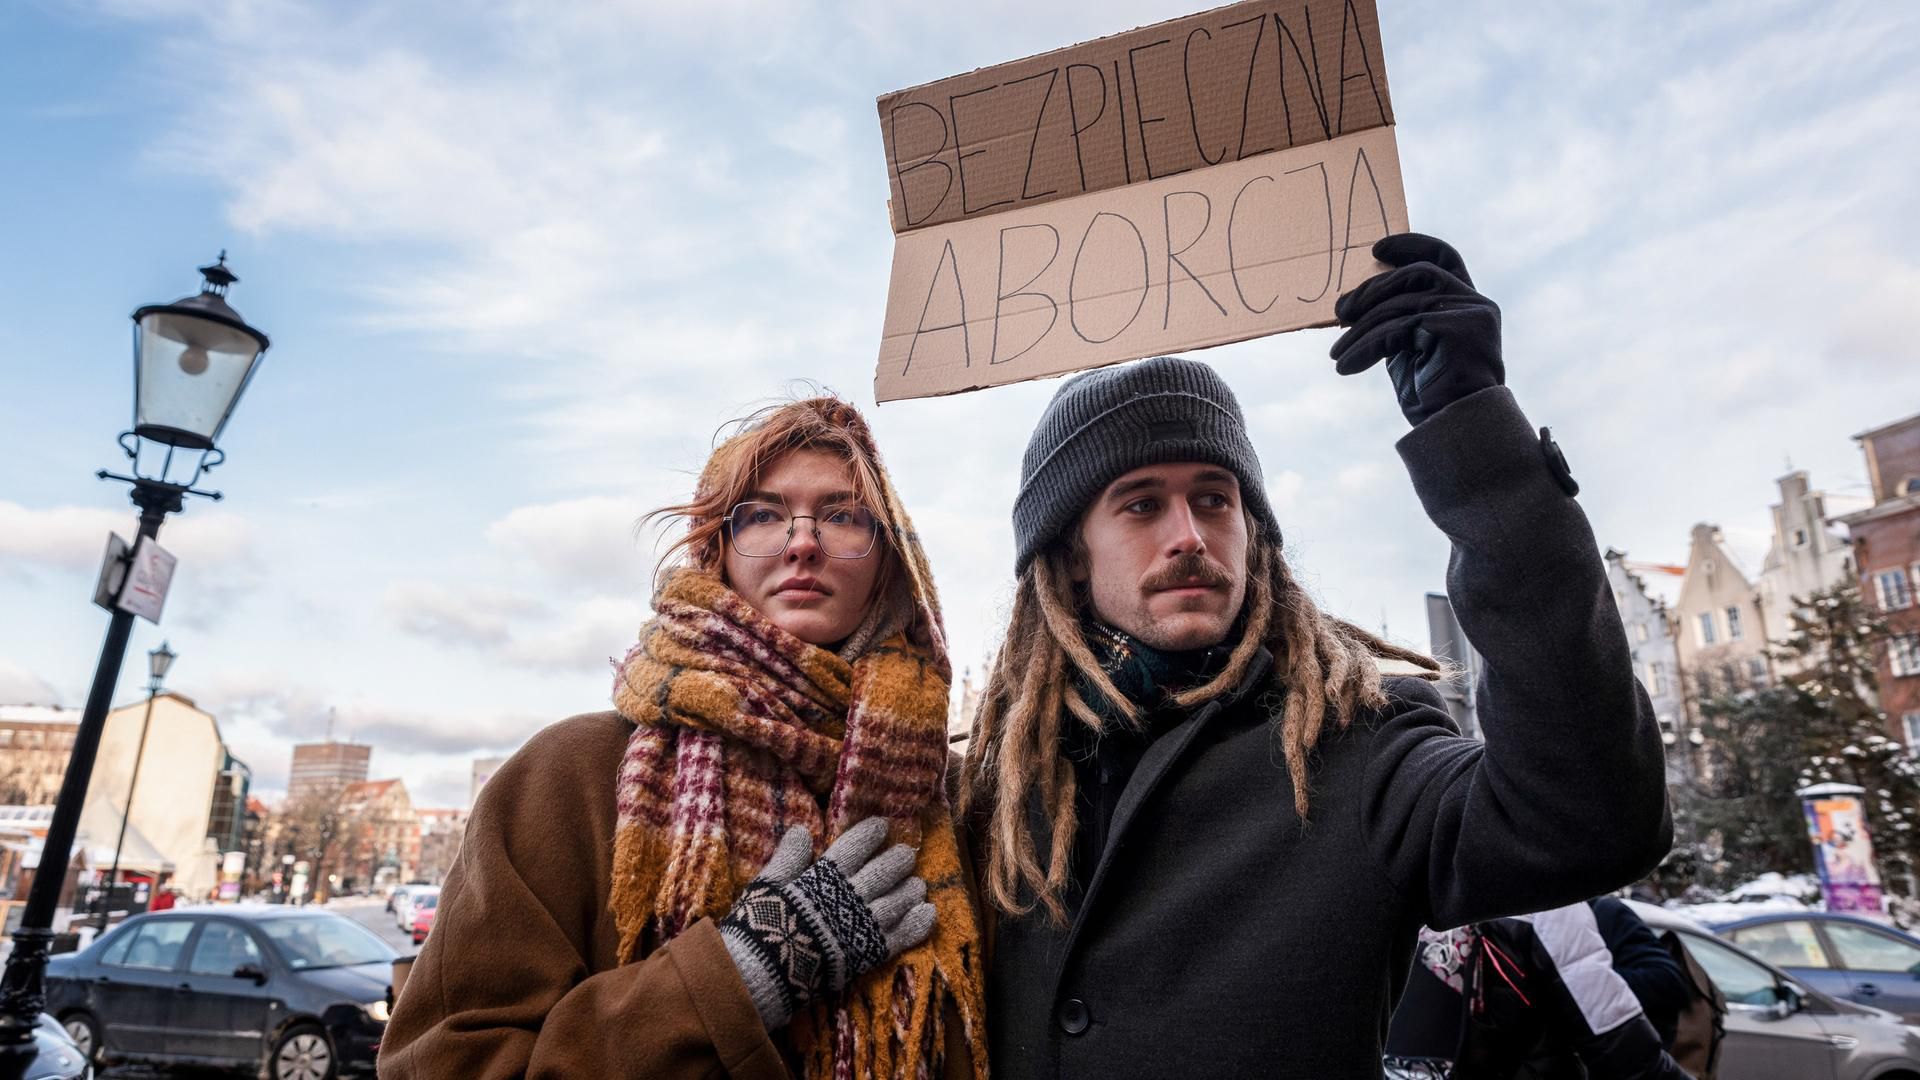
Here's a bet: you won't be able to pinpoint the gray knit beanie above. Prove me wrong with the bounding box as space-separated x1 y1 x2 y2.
1012 356 1281 574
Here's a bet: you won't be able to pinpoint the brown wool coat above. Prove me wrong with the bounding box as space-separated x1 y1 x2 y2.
377 711 982 1080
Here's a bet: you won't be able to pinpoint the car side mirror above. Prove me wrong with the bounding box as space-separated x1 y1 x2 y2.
233 963 268 984
1770 982 1801 1019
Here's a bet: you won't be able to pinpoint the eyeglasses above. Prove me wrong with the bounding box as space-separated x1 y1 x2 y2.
725 501 881 559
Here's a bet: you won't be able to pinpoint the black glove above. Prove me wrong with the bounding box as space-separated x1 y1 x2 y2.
1330 233 1504 426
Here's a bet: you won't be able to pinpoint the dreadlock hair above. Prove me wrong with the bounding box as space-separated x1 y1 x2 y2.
959 520 1439 923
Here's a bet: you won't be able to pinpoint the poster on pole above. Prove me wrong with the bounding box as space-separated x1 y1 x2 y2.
116 536 177 624
92 533 132 613
873 0 1404 402
1801 786 1888 918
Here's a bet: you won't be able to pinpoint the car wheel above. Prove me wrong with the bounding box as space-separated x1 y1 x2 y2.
269 1022 335 1080
59 1010 102 1065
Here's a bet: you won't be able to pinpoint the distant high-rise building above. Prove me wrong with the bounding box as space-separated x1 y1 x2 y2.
471 757 507 807
288 741 371 803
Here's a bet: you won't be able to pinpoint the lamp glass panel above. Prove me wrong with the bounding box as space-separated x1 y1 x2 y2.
135 311 261 443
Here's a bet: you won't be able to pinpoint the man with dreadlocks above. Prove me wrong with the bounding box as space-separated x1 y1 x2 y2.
961 233 1673 1079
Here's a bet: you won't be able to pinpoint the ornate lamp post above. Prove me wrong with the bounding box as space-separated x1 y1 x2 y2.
105 642 177 900
0 256 270 1052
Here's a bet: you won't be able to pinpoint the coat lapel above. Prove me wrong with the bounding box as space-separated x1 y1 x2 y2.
1060 650 1274 958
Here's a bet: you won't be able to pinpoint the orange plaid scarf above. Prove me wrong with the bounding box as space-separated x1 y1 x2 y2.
611 568 986 1079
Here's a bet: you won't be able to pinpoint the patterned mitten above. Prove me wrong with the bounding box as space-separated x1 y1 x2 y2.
717 816 938 1030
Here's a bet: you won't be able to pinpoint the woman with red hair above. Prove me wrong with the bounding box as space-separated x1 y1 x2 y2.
381 397 986 1080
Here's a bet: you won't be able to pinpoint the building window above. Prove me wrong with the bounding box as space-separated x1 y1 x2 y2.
1905 713 1920 753
1721 663 1740 693
1726 606 1744 640
1878 569 1915 611
1794 528 1809 547
1893 635 1920 679
1748 656 1768 689
1694 671 1714 699
1698 612 1717 645
1636 623 1650 642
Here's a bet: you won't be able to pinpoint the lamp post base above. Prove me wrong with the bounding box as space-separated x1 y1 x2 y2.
0 929 50 1046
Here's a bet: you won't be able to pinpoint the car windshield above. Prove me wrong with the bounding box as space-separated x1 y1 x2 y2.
416 893 438 910
259 915 396 970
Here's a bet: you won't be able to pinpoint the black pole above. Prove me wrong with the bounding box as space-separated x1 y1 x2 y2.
0 480 182 1046
106 686 161 897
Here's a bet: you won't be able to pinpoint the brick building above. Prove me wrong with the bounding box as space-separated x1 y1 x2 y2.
0 707 80 805
337 779 420 892
1837 411 1920 744
415 807 468 884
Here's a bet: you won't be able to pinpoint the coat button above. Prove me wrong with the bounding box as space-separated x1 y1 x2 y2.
1539 426 1580 497
1058 998 1091 1035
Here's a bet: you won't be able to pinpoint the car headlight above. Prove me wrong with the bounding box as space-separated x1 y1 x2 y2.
365 999 391 1023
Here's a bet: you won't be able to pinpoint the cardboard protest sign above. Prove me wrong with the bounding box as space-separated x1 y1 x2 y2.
873 0 1404 402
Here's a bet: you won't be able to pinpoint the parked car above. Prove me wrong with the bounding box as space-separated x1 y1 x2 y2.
1630 901 1920 1079
45 904 398 1078
383 880 431 915
0 1013 93 1078
409 892 438 945
393 885 437 931
1708 910 1920 1023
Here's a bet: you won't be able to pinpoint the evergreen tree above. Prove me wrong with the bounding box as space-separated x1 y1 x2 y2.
1685 688 1816 888
1676 581 1919 893
1777 583 1920 874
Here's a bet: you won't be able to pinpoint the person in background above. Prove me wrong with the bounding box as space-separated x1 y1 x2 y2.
1388 901 1693 1079
380 397 987 1079
1592 895 1691 1048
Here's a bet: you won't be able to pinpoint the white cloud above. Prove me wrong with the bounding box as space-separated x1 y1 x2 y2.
15 0 1917 802
0 660 60 707
384 581 545 649
483 496 653 593
0 501 259 573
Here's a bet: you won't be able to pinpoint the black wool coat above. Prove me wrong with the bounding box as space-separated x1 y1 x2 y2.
983 386 1674 1080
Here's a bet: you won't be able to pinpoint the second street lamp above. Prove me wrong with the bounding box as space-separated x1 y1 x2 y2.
0 255 272 1056
105 642 177 912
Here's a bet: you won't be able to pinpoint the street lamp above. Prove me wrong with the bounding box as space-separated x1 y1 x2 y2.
0 256 271 1051
105 642 177 908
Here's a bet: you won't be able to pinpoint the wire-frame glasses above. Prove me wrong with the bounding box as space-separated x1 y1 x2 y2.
725 501 881 559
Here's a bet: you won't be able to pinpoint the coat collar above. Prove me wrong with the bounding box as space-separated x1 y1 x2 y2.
1055 646 1274 958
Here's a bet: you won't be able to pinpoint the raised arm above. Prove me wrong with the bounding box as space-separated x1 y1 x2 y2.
1333 235 1671 928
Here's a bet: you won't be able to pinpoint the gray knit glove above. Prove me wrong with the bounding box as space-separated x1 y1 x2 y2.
717 817 938 1030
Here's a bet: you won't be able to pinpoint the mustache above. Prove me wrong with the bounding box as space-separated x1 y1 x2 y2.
1142 553 1233 592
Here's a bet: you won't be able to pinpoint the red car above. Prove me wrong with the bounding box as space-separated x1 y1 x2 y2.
410 892 438 944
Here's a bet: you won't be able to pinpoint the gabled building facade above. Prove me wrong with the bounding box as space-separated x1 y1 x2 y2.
1756 470 1857 672
1673 524 1772 718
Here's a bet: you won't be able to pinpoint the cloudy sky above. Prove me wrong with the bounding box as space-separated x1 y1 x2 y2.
2 0 1915 809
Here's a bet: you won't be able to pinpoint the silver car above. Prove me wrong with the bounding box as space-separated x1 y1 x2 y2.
1629 900 1920 1080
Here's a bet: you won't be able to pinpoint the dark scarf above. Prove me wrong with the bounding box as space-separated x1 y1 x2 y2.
1062 622 1236 898
1078 620 1235 717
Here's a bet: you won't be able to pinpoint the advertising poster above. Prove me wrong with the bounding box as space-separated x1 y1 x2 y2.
1802 790 1887 917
